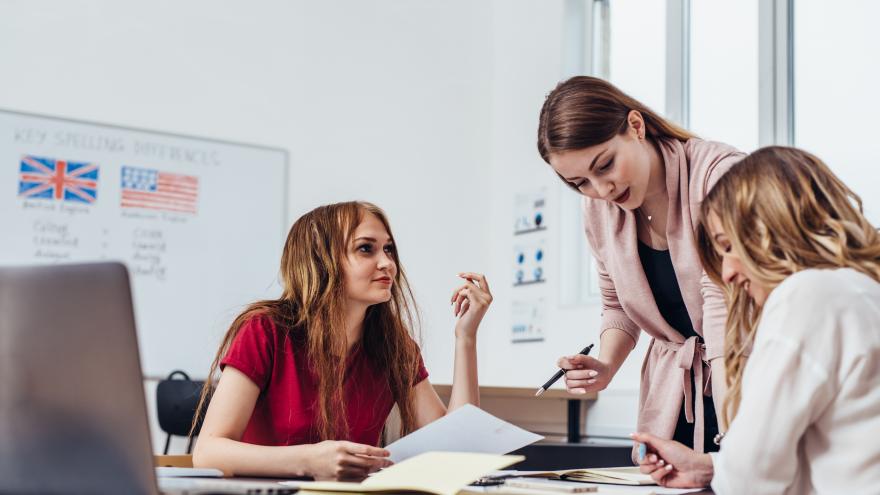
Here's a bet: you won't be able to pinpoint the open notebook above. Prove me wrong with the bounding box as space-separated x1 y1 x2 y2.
290 452 524 495
521 467 654 486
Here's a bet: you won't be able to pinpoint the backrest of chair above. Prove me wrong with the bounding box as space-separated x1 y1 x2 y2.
156 370 206 437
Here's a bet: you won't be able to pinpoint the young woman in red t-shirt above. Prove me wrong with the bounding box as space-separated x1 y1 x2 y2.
191 201 493 480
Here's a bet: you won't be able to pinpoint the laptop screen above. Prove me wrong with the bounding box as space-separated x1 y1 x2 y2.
0 263 157 495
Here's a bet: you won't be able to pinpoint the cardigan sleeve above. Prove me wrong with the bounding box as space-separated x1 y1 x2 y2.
701 272 728 360
580 195 642 343
596 255 641 344
581 213 642 343
690 140 745 360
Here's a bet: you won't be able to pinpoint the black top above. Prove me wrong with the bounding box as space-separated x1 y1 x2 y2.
638 240 720 453
637 241 697 338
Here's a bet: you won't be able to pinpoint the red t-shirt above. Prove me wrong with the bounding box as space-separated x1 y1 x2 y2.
220 315 428 447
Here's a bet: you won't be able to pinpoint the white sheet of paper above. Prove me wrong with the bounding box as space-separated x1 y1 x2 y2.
386 404 544 462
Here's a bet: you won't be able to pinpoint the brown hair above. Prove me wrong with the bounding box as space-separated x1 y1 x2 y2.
537 76 695 190
191 201 423 441
696 146 880 427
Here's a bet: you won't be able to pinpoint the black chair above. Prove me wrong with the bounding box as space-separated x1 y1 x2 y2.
156 370 207 455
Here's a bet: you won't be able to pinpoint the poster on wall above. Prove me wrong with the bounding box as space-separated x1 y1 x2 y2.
510 298 546 343
510 187 548 344
512 188 548 287
513 189 547 234
512 239 546 286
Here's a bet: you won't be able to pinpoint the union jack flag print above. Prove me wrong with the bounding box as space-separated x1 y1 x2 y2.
18 155 100 204
120 166 199 214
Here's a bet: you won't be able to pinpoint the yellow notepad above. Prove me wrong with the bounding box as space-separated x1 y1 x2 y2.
523 466 654 486
296 451 524 495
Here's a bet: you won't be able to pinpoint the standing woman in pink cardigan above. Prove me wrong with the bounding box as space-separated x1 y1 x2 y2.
537 76 743 454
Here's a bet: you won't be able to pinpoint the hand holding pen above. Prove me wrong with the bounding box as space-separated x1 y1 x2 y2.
632 432 715 488
554 345 612 395
535 344 594 396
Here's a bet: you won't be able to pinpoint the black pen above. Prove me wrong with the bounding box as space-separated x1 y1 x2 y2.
534 344 594 396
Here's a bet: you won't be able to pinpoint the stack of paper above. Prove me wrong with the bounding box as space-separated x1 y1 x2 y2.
386 404 544 463
293 452 524 495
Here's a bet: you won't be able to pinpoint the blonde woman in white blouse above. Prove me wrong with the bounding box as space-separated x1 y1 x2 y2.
631 146 880 494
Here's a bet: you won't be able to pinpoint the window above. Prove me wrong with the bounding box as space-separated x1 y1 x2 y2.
794 0 880 222
608 0 667 114
690 0 760 151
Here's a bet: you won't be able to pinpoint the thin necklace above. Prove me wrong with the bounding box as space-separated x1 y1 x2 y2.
637 207 665 239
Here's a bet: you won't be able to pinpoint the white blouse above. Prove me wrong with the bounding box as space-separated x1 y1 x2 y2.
711 268 880 495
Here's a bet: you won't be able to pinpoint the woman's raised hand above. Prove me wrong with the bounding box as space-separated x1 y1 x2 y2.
450 272 493 340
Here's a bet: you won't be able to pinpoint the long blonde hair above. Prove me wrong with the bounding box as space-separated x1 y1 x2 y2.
696 146 880 426
191 201 423 441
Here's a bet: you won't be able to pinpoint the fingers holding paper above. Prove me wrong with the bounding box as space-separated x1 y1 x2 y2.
308 440 392 481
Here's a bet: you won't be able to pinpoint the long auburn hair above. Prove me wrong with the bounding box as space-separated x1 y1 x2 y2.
191 201 423 441
537 76 695 190
696 146 880 427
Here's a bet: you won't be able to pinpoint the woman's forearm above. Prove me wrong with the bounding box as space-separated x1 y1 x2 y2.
447 336 479 411
193 435 313 478
598 327 636 377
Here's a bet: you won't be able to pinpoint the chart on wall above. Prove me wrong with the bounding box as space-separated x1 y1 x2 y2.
0 109 288 378
510 188 548 343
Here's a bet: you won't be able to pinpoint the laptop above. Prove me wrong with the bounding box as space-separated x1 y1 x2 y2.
0 262 296 494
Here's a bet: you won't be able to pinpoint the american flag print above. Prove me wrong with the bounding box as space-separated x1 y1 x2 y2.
18 155 99 204
120 166 199 214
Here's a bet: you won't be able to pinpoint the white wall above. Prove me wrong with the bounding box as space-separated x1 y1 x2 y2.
0 0 494 452
0 0 646 452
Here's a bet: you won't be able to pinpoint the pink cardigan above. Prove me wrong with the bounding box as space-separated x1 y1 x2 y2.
581 138 744 452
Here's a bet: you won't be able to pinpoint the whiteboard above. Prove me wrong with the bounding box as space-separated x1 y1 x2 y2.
0 109 287 379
